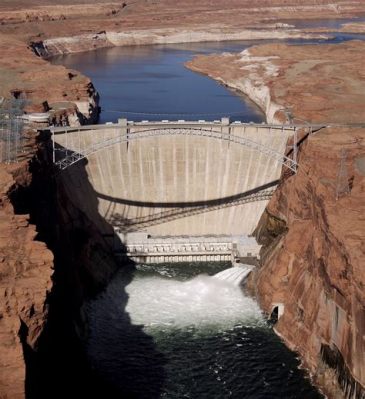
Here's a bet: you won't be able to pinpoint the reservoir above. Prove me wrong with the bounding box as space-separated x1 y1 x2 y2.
52 29 365 124
52 41 267 123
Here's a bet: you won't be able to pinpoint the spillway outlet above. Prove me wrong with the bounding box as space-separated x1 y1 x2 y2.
116 233 261 264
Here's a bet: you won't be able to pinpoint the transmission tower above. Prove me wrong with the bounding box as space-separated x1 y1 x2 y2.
335 149 350 200
0 98 26 163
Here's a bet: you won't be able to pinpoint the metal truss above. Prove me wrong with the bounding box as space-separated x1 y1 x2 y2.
53 126 298 172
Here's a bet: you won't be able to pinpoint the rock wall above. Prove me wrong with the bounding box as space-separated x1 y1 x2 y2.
0 159 53 399
253 127 365 398
188 39 365 398
0 130 122 398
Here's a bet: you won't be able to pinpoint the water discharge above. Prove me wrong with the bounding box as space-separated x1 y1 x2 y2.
126 265 261 330
85 263 323 398
213 264 253 286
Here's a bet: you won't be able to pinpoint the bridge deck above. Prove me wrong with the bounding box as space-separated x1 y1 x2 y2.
50 119 317 134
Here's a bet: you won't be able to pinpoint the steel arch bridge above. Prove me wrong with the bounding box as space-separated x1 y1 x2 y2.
51 124 299 172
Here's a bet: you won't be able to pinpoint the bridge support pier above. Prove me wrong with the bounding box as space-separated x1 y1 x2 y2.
221 117 230 136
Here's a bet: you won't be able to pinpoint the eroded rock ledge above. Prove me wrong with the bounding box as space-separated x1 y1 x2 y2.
0 159 53 399
186 41 365 124
0 35 100 126
33 28 326 57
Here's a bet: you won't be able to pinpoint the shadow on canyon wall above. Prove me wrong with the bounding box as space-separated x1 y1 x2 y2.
10 134 166 399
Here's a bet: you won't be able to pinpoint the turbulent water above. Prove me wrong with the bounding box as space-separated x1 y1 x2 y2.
85 263 323 398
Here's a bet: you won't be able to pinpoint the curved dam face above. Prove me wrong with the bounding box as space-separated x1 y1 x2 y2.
55 121 292 236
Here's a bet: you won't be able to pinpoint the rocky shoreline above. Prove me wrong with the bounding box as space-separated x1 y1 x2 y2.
186 41 365 123
36 28 327 57
186 50 285 123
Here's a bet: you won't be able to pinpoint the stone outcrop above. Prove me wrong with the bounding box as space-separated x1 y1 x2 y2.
0 156 53 399
0 129 122 398
0 35 100 126
186 51 284 123
39 29 326 56
254 127 365 398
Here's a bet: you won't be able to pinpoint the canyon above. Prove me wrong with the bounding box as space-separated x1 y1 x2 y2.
0 1 365 398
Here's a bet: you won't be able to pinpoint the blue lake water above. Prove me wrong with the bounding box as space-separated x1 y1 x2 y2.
51 26 365 124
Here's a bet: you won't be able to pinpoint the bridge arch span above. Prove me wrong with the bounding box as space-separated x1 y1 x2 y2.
53 126 297 172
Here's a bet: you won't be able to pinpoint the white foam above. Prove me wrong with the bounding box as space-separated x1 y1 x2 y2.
213 265 253 286
125 268 263 329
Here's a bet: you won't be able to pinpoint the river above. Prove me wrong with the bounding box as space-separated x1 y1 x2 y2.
85 262 323 398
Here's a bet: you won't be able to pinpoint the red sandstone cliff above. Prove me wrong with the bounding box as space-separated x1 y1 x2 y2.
0 129 121 398
254 127 365 398
0 160 53 399
0 35 100 125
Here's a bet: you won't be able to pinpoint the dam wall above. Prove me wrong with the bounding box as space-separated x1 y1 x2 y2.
54 120 293 237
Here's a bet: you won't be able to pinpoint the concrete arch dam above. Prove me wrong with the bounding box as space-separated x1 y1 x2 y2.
52 119 294 239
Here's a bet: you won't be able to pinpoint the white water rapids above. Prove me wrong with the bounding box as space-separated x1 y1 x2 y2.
85 262 323 399
125 265 263 330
